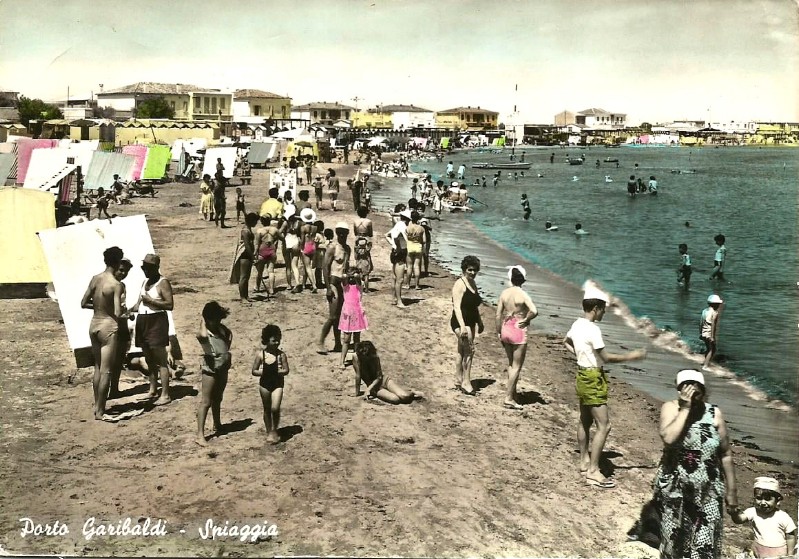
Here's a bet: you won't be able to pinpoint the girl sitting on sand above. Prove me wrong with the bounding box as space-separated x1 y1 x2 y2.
339 270 368 369
352 341 423 404
251 324 289 444
196 301 233 446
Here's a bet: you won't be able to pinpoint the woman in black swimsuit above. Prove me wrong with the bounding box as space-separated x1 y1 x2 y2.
251 324 289 444
450 255 483 396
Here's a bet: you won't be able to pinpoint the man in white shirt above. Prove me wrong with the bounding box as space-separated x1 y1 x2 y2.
563 283 646 489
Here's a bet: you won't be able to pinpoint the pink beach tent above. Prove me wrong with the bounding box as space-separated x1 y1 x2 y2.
122 144 148 181
15 138 58 185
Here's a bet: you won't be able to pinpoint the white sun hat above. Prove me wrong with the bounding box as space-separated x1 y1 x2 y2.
582 281 609 303
506 265 527 282
300 208 317 223
676 369 705 387
707 294 723 304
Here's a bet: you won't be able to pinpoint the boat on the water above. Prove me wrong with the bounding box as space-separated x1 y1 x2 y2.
567 158 584 165
604 157 619 163
442 200 473 212
471 162 531 170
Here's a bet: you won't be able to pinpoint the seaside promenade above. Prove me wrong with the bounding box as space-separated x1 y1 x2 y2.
0 158 795 557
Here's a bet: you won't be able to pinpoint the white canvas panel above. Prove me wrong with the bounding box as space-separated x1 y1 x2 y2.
37 215 156 351
202 146 236 178
23 148 76 192
83 151 137 191
171 138 208 161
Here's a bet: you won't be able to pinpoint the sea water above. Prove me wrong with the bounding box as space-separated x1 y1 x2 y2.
370 145 798 463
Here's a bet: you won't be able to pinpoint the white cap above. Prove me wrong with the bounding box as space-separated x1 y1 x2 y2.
506 265 527 282
451 181 459 187
582 281 609 303
334 221 349 231
676 369 705 387
300 208 317 223
753 477 781 496
399 209 412 220
707 294 723 304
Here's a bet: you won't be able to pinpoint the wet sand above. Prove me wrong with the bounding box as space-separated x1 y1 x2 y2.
0 158 795 557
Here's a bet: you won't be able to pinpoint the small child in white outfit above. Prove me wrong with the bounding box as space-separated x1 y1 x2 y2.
729 476 797 558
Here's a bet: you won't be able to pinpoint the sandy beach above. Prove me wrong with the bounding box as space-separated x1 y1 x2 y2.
0 159 796 557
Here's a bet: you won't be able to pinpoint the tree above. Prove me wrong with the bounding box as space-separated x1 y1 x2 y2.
135 96 175 119
639 122 653 132
92 105 117 119
16 95 63 125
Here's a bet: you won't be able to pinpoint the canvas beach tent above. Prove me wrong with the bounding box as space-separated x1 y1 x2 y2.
83 151 137 191
0 187 57 298
15 138 59 185
202 146 237 179
0 152 15 186
141 144 171 181
248 141 278 166
23 148 78 194
121 144 148 181
170 138 207 161
37 214 176 367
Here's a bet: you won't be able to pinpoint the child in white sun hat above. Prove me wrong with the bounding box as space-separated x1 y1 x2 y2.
729 476 797 558
700 294 723 371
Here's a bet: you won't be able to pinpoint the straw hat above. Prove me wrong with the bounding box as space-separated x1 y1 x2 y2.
335 221 349 232
676 369 705 387
142 254 160 267
300 208 317 223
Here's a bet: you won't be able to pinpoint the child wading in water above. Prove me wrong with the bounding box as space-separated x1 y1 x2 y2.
339 270 368 369
677 243 692 288
196 301 233 446
251 324 289 444
729 477 797 558
700 294 723 370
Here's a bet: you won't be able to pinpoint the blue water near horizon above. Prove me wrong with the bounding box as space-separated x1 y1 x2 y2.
404 145 798 406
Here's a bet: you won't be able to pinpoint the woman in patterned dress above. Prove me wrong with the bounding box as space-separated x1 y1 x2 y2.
654 369 739 559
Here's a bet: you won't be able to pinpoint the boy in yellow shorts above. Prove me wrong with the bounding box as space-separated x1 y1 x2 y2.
563 283 646 489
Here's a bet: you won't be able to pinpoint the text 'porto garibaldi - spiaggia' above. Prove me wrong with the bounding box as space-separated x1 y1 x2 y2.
18 517 279 543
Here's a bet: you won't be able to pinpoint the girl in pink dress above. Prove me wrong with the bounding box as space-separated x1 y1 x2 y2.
339 270 368 368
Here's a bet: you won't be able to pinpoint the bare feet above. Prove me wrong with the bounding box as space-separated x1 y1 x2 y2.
195 435 208 446
147 391 158 399
154 397 172 407
266 431 280 444
396 300 407 308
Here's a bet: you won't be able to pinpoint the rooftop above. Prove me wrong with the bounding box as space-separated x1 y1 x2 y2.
234 89 288 100
100 82 223 95
293 101 356 111
438 106 499 115
372 104 433 113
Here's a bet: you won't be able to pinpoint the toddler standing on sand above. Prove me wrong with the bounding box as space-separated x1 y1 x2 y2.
251 324 289 444
729 477 797 558
196 301 233 446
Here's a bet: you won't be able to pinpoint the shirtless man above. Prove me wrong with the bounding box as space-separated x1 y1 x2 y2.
132 254 174 406
317 222 351 354
254 215 282 298
80 246 125 420
495 265 539 410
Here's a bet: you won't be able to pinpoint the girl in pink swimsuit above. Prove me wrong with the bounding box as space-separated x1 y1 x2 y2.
338 270 368 368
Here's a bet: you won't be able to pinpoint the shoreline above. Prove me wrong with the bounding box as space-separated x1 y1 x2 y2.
0 159 795 557
371 171 798 464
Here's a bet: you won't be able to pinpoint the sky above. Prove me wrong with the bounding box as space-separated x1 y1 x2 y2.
1 0 797 125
